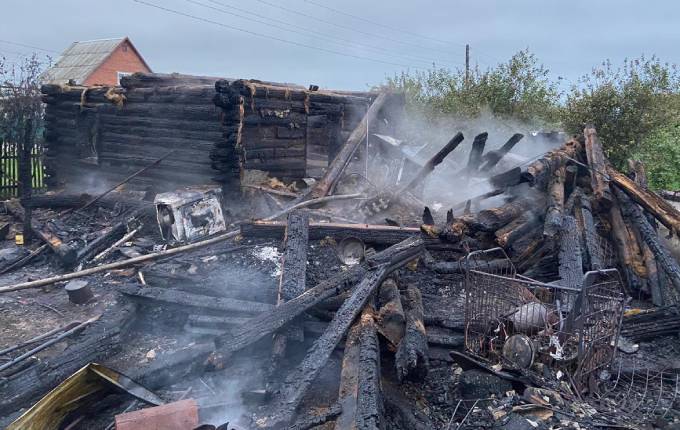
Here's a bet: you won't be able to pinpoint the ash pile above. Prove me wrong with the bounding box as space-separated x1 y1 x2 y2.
1 90 680 430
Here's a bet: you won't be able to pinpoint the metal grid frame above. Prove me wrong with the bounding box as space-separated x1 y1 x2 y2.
463 247 625 390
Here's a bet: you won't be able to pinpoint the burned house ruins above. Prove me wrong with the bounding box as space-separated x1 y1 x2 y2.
1 71 680 429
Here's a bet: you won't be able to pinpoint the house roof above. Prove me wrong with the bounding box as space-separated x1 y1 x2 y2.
41 37 149 85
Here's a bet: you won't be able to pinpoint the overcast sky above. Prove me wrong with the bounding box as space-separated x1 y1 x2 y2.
2 0 680 91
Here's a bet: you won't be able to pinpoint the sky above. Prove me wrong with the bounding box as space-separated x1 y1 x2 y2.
2 0 680 91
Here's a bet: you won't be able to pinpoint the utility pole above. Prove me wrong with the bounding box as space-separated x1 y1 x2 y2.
465 44 470 86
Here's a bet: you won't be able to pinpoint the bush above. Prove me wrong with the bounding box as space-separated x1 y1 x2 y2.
561 56 680 167
633 124 680 190
383 49 562 128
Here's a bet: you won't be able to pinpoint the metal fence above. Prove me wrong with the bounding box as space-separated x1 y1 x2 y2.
0 139 45 199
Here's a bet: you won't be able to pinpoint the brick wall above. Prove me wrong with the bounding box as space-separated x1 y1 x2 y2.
84 40 151 86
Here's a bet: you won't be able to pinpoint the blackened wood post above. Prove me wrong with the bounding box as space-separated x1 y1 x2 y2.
614 187 680 297
376 277 405 346
584 126 613 210
19 120 34 243
356 302 384 430
479 133 524 172
402 132 464 192
309 92 389 199
544 158 566 238
395 285 428 382
267 211 309 392
558 216 583 290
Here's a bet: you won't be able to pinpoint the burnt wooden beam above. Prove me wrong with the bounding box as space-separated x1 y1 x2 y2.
627 161 663 305
521 138 582 190
334 319 361 429
264 262 410 427
355 304 384 430
544 159 566 238
402 132 464 192
479 133 524 172
608 195 646 291
558 216 583 289
608 168 680 237
119 285 274 315
470 198 537 232
268 211 309 392
211 237 424 363
461 132 488 176
574 194 605 271
376 277 405 346
395 286 428 382
240 220 420 245
309 92 390 199
4 200 77 267
659 190 680 203
614 188 680 296
495 213 542 249
584 126 614 210
0 304 136 418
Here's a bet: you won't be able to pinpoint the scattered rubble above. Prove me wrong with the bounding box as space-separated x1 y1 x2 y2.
1 76 680 429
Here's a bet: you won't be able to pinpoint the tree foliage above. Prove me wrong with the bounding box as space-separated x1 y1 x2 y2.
383 49 562 127
561 56 680 167
634 124 680 190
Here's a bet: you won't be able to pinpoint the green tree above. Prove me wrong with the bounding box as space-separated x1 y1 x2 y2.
633 124 680 190
562 56 680 167
383 49 562 127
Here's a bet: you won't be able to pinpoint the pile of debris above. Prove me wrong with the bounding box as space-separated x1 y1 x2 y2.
1 88 680 430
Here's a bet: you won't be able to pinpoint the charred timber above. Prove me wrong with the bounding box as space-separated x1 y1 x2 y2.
608 168 680 237
614 188 680 295
395 286 428 382
309 92 390 199
119 285 274 316
264 266 403 427
0 304 136 418
584 126 614 210
402 132 464 192
470 198 536 232
479 133 524 172
544 160 566 238
211 237 424 361
240 220 421 245
376 277 405 345
268 211 310 391
495 213 542 249
334 319 361 429
521 138 581 190
355 304 385 430
558 216 583 289
4 200 77 267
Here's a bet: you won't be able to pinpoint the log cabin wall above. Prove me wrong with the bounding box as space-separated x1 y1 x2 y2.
42 73 403 194
41 72 227 194
212 79 397 183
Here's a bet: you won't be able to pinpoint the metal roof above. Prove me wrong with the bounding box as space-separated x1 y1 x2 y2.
41 37 126 85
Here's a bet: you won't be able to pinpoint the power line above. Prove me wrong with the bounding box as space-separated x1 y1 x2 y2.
0 39 58 54
302 0 456 47
186 0 440 68
250 0 463 62
132 0 422 69
299 0 503 66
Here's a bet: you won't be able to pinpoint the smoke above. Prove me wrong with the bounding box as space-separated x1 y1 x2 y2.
354 105 565 222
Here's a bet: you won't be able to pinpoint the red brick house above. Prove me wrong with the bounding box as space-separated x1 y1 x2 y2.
42 37 151 86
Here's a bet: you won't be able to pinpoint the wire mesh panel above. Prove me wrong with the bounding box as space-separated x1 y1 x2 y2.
463 248 625 391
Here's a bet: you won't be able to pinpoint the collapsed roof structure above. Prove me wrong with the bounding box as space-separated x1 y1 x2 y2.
1 72 680 429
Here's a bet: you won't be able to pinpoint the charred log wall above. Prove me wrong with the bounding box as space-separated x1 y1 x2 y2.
212 79 401 183
42 73 229 193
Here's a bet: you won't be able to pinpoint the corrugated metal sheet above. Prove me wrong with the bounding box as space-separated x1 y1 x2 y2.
41 38 124 85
